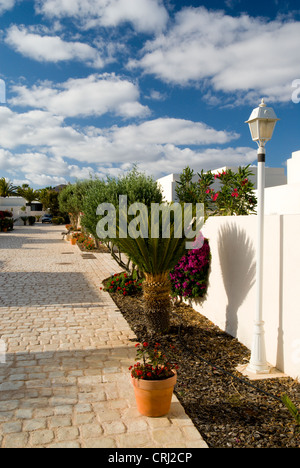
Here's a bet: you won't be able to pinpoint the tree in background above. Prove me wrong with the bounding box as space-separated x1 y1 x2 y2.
0 178 18 198
81 167 163 241
17 185 39 208
58 180 94 228
37 187 64 217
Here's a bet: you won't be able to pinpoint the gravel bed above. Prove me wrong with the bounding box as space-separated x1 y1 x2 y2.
108 288 300 448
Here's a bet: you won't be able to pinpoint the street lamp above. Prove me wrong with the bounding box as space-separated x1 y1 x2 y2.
245 98 279 374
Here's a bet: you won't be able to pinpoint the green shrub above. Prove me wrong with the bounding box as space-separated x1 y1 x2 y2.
103 272 144 296
28 216 36 226
82 237 95 250
81 167 163 241
52 217 65 225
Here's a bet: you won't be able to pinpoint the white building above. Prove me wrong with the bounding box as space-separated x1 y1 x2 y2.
0 197 45 224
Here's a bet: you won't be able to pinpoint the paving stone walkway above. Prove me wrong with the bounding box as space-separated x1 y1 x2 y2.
0 225 208 448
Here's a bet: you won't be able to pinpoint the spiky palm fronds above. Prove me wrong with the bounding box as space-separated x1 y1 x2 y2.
281 394 300 431
113 204 193 334
0 178 18 198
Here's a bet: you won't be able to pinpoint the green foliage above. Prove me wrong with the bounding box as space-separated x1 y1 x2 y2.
52 216 65 225
81 167 163 241
82 237 95 250
115 167 163 206
58 180 94 227
104 272 143 296
176 165 257 217
37 188 61 216
281 394 300 432
0 178 18 198
17 185 38 205
28 216 36 226
20 216 28 226
129 342 177 380
174 167 198 204
112 205 189 277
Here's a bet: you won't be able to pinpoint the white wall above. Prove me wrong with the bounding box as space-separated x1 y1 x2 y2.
190 215 300 380
264 184 300 215
287 150 300 184
263 151 300 215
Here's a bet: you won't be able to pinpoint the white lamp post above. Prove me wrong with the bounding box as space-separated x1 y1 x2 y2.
245 98 279 374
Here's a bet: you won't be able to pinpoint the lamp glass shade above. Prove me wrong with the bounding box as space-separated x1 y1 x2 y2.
248 120 259 142
246 99 279 145
259 119 277 141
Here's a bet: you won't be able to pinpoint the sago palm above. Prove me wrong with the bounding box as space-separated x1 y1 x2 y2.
113 204 195 334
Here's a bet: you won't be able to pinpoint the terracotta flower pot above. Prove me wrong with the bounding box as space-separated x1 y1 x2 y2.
131 372 177 417
70 238 76 245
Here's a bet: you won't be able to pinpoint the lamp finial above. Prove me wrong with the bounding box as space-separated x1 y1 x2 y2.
260 98 266 107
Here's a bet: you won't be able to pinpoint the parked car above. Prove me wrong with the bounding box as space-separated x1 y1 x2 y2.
41 214 53 224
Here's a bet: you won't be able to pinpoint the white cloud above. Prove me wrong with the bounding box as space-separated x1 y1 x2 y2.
136 146 257 179
5 25 104 67
35 0 169 34
145 89 167 101
0 147 99 186
0 104 253 185
44 117 239 165
24 173 68 187
0 0 16 14
130 7 300 103
2 105 236 160
109 118 239 147
92 146 257 180
0 149 69 186
10 73 150 118
0 107 82 149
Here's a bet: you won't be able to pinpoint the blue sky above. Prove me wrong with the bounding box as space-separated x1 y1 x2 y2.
0 0 300 188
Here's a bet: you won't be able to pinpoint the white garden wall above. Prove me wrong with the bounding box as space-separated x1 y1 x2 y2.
191 214 300 380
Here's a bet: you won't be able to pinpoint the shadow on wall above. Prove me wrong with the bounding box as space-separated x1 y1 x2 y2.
218 224 256 337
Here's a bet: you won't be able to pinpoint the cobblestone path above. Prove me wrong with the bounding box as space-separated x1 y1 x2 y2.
0 225 208 448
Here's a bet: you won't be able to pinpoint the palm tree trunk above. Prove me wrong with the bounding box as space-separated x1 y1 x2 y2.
143 272 172 334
